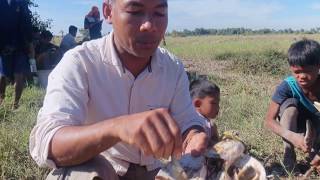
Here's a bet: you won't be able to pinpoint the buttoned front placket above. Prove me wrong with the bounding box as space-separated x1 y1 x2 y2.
124 63 158 167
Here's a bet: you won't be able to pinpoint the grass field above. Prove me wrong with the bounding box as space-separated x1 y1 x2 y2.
1 34 320 179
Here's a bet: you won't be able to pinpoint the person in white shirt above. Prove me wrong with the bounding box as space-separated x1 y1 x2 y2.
59 25 77 54
29 0 209 179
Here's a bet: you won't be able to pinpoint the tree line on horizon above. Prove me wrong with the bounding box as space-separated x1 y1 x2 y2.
168 27 320 37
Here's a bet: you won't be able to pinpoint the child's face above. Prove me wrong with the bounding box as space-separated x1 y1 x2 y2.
197 94 220 119
290 65 320 89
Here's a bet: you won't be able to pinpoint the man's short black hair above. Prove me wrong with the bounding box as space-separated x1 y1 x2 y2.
40 30 53 40
288 39 320 66
190 79 220 99
69 25 78 34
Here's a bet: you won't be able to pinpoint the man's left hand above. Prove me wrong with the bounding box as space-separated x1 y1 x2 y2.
183 131 208 157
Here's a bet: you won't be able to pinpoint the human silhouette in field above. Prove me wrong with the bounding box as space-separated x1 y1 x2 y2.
59 25 78 55
0 0 33 108
84 6 103 40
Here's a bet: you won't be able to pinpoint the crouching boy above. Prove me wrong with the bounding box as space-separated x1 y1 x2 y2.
265 39 320 171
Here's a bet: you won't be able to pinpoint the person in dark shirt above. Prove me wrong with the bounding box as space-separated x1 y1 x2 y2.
84 6 103 40
34 30 61 89
35 30 60 70
0 0 33 108
265 39 320 172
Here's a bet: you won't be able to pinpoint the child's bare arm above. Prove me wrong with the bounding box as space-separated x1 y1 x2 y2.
264 101 308 152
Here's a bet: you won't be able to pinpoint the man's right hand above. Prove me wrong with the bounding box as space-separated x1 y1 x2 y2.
115 108 182 159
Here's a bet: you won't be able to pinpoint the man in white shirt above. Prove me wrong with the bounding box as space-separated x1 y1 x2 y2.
59 25 77 54
30 0 209 179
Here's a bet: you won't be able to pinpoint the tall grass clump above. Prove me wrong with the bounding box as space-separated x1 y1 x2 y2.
0 86 49 179
230 49 289 77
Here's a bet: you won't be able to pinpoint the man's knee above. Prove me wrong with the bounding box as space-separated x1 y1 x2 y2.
46 155 119 180
279 98 299 116
279 98 299 129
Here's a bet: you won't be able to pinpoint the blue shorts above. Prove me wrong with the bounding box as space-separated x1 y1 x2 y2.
0 52 30 78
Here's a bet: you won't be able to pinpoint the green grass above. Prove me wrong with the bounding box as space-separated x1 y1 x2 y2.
2 34 320 178
0 86 49 179
164 34 320 178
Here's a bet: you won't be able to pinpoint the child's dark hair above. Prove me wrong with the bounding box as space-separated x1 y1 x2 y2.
190 79 220 99
288 39 320 66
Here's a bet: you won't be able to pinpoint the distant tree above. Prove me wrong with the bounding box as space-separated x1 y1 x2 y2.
167 27 320 37
27 0 53 32
182 29 193 36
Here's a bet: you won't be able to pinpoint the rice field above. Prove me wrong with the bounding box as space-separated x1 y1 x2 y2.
1 33 320 179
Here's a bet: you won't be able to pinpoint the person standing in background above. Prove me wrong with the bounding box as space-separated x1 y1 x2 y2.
84 6 103 40
59 25 78 55
0 0 33 109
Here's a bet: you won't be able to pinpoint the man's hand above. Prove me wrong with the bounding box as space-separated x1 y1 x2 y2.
183 130 208 157
116 108 182 159
310 154 320 173
289 132 309 153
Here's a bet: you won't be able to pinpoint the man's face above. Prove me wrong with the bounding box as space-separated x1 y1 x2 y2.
290 65 320 89
107 0 168 58
71 30 77 37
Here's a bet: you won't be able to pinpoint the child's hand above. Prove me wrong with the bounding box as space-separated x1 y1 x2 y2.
183 132 208 157
290 133 309 153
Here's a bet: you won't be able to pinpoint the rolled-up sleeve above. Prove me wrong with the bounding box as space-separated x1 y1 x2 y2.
169 62 206 134
29 51 89 168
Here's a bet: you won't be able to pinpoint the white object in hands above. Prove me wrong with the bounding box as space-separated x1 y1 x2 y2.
29 58 37 73
29 58 39 85
314 101 320 112
156 135 267 180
